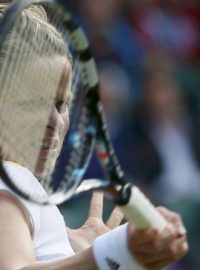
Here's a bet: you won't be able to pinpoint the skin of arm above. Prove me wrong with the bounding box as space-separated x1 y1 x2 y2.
20 249 98 270
0 193 36 270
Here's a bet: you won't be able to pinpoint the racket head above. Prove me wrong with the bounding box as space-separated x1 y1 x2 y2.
0 0 127 206
0 0 99 204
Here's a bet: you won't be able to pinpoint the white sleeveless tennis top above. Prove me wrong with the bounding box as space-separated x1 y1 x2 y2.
0 162 75 262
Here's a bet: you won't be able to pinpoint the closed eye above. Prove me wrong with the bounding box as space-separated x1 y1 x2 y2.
55 100 69 114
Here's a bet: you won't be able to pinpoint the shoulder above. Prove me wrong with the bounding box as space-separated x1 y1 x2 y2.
0 162 42 237
0 188 36 268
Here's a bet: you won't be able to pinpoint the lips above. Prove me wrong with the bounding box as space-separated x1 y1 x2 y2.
33 138 59 158
40 139 58 150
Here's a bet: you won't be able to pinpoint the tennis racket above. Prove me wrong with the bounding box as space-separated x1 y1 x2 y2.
0 0 166 239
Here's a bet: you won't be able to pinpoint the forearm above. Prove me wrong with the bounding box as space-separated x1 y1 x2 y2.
20 248 98 270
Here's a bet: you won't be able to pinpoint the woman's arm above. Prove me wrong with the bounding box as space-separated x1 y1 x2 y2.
0 192 36 270
0 191 188 270
21 249 98 270
0 192 98 270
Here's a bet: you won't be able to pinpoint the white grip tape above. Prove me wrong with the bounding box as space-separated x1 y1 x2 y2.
93 223 146 270
120 186 166 230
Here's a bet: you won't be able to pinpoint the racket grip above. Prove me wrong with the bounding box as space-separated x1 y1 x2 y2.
120 186 167 230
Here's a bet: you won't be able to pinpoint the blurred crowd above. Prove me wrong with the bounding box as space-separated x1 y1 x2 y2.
61 1 200 269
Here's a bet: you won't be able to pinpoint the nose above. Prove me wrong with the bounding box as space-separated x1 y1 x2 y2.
47 107 61 131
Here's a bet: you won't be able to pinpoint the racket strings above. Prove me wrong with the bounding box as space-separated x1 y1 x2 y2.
41 109 92 197
53 106 93 191
0 1 101 204
0 25 40 167
0 22 33 164
39 7 101 196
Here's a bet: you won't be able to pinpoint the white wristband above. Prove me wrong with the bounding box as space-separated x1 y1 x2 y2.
92 223 146 270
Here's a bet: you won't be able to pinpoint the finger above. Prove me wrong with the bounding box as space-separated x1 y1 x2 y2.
88 192 104 218
129 222 178 253
153 223 178 250
157 207 187 238
134 235 188 264
141 241 188 270
106 207 124 229
145 257 176 270
176 224 187 238
157 207 182 225
128 225 159 248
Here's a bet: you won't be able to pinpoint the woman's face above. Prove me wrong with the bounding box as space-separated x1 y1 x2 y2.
0 53 72 179
34 56 72 179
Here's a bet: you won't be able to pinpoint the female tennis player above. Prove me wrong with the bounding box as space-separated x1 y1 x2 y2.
0 3 188 270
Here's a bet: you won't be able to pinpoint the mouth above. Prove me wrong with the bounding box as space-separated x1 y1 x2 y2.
40 139 58 151
32 138 59 158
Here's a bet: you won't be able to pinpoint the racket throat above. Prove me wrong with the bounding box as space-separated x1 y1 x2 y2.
108 183 131 206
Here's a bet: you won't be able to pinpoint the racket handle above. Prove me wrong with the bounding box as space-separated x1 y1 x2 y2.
120 186 167 230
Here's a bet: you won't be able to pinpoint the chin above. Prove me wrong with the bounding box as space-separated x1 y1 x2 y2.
34 159 56 180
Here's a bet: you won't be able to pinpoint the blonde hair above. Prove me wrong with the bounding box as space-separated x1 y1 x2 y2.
0 4 72 62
